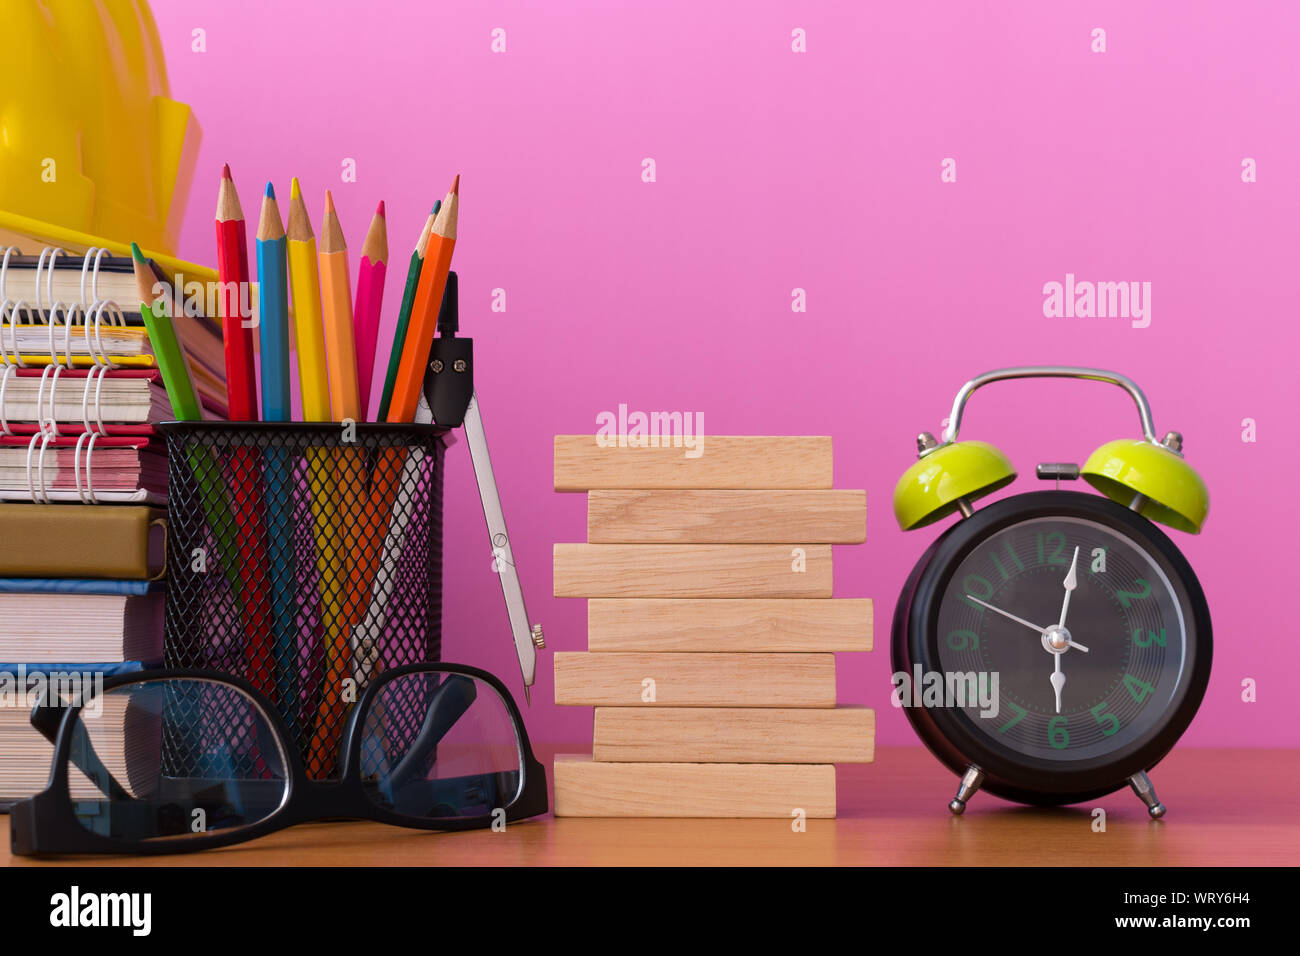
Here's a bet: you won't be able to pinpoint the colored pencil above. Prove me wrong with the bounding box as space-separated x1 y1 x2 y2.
376 201 438 422
287 176 344 756
319 190 360 421
256 184 291 422
130 244 239 594
256 183 298 717
351 202 439 689
285 177 332 422
353 277 458 672
353 200 388 421
307 190 364 773
356 179 459 664
215 165 257 421
386 175 459 424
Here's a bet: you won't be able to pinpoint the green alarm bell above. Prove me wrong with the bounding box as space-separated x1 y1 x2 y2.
890 367 1212 817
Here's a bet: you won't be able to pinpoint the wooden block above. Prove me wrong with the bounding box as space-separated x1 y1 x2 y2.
554 544 831 598
588 598 873 652
587 489 866 543
593 707 874 763
554 435 833 491
553 652 836 707
553 755 836 817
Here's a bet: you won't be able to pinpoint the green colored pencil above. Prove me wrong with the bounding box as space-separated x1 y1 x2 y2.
377 201 439 421
132 242 241 594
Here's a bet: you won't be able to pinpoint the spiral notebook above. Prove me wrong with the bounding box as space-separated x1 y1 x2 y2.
0 245 228 413
0 245 226 502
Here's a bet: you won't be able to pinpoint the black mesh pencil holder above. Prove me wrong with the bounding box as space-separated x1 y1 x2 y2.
158 421 447 779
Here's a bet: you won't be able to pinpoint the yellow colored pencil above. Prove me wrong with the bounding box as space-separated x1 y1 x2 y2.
287 179 348 774
285 178 332 422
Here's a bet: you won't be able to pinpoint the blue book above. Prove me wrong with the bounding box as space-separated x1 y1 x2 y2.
0 578 160 596
0 660 157 677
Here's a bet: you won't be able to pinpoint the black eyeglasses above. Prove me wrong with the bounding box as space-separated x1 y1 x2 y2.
9 663 548 856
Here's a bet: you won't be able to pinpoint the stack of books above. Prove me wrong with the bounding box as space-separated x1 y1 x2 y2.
0 248 225 806
551 434 874 818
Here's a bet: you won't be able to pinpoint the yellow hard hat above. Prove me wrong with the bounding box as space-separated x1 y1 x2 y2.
0 0 201 269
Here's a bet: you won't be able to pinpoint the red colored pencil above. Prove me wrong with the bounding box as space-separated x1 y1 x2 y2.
216 165 258 421
353 200 388 420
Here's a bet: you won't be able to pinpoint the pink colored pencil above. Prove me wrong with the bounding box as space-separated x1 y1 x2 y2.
353 200 389 420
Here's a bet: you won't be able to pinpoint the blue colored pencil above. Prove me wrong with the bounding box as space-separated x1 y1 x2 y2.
257 183 299 733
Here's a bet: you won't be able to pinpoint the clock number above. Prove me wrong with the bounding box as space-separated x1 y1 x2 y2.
1123 673 1155 704
1089 701 1121 736
1036 531 1068 566
1004 539 1025 570
1115 579 1151 608
962 574 994 610
1132 627 1167 647
1048 715 1069 749
997 701 1028 735
990 552 1010 581
946 629 980 651
989 540 1025 581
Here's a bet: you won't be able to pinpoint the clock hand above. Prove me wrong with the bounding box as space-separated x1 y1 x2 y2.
1058 546 1080 628
965 594 1091 652
965 595 1046 635
1050 654 1066 713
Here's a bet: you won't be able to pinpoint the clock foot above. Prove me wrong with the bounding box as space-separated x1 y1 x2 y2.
948 766 985 815
1128 770 1166 819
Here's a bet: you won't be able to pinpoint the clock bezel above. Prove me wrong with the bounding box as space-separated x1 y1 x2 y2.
892 490 1212 806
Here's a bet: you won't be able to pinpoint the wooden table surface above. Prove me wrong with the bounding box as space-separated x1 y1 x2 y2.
5 747 1296 866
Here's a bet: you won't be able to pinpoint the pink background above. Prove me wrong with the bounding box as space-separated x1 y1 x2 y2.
151 0 1299 747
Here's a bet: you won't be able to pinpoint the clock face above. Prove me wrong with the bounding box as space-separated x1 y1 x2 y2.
932 515 1193 762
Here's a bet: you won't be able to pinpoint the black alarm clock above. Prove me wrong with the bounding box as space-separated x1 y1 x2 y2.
891 367 1211 817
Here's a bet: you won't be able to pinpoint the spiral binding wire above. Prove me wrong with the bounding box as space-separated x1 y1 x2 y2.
1 247 127 503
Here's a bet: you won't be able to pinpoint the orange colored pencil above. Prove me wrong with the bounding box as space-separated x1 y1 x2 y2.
318 190 360 421
386 175 458 423
307 190 365 773
356 177 460 664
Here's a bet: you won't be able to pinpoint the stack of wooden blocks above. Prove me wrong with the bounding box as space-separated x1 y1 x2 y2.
551 435 874 818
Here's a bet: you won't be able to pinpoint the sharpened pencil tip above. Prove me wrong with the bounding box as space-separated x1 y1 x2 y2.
290 177 302 201
130 242 146 263
221 163 232 180
450 174 460 195
265 182 275 199
376 200 385 217
431 199 441 214
324 189 336 215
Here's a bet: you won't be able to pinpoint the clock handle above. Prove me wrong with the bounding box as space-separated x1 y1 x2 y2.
942 366 1159 445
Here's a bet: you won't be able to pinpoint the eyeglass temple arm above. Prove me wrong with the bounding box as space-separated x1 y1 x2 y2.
385 674 478 790
30 693 131 802
941 366 1159 444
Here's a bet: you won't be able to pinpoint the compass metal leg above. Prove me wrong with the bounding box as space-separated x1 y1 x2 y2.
1128 770 1166 819
949 766 985 815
